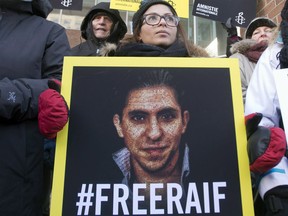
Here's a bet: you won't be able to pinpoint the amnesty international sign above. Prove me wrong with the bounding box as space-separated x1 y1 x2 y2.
192 0 256 27
51 57 254 215
110 0 189 18
50 0 83 10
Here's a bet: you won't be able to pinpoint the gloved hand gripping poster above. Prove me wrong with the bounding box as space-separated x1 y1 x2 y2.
50 57 254 215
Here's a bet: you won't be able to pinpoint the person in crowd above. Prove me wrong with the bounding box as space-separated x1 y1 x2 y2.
0 0 70 215
229 17 277 105
112 0 209 57
71 2 127 56
244 1 288 215
222 17 242 57
112 69 190 211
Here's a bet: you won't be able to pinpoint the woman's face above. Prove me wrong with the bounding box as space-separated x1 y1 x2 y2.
251 26 274 43
138 4 178 48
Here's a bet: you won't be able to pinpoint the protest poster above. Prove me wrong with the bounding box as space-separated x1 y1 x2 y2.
50 0 83 10
50 57 254 216
192 0 256 27
110 0 189 18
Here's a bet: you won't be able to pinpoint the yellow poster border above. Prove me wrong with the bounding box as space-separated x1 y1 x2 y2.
50 57 253 216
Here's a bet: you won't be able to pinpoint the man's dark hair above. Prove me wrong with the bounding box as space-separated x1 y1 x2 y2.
112 69 187 117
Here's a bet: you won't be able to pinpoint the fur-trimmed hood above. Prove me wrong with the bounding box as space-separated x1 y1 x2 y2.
189 43 210 57
230 39 258 55
99 43 118 56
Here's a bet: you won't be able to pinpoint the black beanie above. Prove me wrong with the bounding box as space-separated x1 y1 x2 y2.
245 17 276 39
132 0 177 32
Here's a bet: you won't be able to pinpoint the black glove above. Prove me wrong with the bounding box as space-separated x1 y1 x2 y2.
222 17 238 37
245 113 287 174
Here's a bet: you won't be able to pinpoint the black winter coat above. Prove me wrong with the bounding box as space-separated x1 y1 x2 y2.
71 39 105 56
0 1 70 215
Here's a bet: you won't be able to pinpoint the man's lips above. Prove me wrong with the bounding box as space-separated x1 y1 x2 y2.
96 28 106 31
143 146 167 154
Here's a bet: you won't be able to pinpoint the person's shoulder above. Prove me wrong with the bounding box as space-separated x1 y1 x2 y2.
229 52 246 60
230 39 256 55
30 15 66 34
71 41 93 56
44 18 66 30
188 43 210 57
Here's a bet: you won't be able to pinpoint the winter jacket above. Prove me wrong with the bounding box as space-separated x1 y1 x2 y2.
71 2 127 56
0 1 70 215
245 40 288 199
230 39 268 105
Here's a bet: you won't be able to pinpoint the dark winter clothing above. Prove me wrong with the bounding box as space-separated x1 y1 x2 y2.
71 2 127 56
0 1 70 215
114 37 209 57
115 41 189 56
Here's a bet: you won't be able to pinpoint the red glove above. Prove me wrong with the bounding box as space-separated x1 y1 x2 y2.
245 113 287 174
38 80 69 139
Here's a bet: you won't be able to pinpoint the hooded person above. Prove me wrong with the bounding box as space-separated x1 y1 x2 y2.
0 0 70 215
114 0 209 57
229 17 277 105
71 2 127 56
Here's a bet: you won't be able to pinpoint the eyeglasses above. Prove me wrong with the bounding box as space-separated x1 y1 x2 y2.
142 14 180 27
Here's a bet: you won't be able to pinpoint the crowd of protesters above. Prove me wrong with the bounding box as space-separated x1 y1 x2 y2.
1 0 288 215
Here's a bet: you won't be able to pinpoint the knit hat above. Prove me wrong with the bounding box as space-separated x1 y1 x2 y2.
81 2 127 41
132 0 177 32
245 17 277 39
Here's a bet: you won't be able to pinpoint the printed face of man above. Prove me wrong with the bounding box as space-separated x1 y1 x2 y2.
92 13 113 39
113 85 189 175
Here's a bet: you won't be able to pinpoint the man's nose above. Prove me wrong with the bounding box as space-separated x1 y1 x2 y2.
98 16 105 23
147 117 162 140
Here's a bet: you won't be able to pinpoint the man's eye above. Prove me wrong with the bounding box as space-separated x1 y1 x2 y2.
131 115 146 121
104 17 112 22
160 113 176 121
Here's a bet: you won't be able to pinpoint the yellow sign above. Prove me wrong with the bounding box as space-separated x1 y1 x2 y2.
50 57 254 215
110 0 189 18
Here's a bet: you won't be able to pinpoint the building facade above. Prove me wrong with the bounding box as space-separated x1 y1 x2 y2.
47 0 286 56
